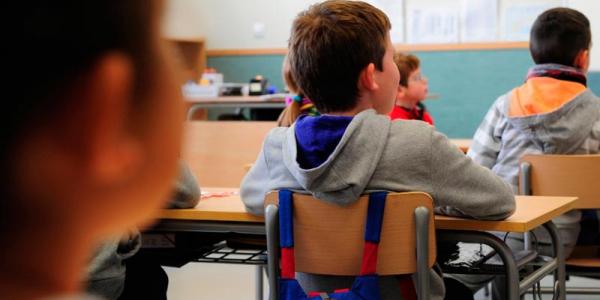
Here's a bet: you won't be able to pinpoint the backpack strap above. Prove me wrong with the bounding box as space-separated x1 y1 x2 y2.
278 189 296 279
360 192 417 299
360 192 387 275
278 191 392 278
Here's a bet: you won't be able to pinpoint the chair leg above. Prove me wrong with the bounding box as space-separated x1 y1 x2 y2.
415 206 431 300
255 265 264 300
265 205 280 300
542 222 566 300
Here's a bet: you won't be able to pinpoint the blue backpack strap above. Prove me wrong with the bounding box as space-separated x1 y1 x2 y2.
365 192 387 243
279 189 294 248
360 191 387 275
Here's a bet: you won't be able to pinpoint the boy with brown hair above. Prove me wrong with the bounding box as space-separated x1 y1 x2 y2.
389 53 434 125
241 1 514 299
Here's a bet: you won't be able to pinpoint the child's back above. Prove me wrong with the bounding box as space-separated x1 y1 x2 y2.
243 110 514 300
241 1 515 299
468 7 600 257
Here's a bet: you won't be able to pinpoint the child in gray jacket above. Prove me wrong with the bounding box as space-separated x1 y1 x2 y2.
461 7 599 299
241 1 515 299
86 161 200 299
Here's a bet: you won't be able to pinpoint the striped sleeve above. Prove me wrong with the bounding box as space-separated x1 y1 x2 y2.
467 96 507 169
581 118 600 153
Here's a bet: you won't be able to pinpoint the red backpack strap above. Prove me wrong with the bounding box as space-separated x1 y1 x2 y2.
398 275 417 300
279 190 295 279
359 192 387 275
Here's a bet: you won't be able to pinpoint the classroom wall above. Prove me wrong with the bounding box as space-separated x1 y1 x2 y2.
165 0 600 138
206 52 599 138
165 0 600 70
568 0 600 72
163 0 313 49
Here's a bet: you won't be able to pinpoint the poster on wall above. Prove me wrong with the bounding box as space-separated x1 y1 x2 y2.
501 1 560 41
367 0 404 43
406 3 460 44
461 0 498 42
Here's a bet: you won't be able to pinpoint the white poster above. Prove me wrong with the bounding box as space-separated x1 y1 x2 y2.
407 4 459 44
367 0 405 43
501 2 556 41
461 0 498 42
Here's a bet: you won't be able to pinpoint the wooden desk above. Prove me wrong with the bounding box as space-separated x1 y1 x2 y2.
157 189 574 300
436 196 576 232
160 188 261 222
160 189 576 233
185 94 287 120
182 122 275 187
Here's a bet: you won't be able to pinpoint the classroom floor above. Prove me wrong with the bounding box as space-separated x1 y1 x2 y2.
165 263 599 299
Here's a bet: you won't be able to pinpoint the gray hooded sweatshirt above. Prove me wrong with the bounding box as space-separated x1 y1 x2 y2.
86 161 201 299
241 109 515 300
468 86 600 255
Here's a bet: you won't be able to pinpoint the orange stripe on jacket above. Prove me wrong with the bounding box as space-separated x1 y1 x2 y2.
509 77 587 117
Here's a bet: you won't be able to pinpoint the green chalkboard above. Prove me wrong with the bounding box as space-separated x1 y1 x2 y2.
207 50 599 138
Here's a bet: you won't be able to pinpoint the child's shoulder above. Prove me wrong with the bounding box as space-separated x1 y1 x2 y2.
388 118 435 144
389 117 433 131
262 126 292 150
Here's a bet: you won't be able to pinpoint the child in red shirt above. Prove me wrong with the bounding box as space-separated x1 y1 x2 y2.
389 53 434 125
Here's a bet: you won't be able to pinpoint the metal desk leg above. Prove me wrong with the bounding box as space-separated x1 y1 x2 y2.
415 207 431 300
255 265 264 300
265 205 280 300
438 230 520 300
543 221 565 300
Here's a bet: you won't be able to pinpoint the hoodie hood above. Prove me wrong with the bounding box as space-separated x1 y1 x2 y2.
281 109 391 204
504 79 600 153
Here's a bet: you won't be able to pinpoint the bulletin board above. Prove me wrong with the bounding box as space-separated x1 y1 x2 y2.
368 0 566 44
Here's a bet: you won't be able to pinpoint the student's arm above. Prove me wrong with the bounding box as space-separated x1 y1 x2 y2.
169 161 201 209
240 145 272 216
466 99 505 169
429 130 515 220
583 117 600 153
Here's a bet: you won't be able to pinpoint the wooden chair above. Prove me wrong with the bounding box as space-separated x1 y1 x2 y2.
264 191 436 300
519 154 600 294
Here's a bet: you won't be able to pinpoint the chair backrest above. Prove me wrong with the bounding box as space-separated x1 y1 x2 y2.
519 154 600 209
182 121 275 187
264 191 436 276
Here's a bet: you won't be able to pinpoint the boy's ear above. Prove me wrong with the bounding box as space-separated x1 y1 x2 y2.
61 53 143 186
359 63 378 92
574 50 590 72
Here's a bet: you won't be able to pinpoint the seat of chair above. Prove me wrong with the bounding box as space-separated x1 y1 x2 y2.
566 246 600 268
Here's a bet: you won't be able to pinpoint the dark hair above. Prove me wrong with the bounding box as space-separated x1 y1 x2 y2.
288 0 391 113
394 53 420 87
530 7 591 67
3 0 158 230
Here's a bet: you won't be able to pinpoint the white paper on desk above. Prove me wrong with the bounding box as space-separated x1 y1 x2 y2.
501 1 561 41
461 0 498 42
200 190 239 200
406 3 459 44
367 0 404 43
